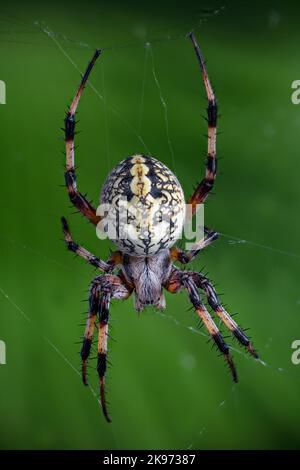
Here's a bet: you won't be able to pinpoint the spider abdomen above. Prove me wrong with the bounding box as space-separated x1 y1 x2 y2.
100 154 185 256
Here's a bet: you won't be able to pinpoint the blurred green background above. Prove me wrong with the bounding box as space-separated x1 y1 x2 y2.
1 0 300 450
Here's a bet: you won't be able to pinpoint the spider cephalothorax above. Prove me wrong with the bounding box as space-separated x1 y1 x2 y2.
61 34 259 423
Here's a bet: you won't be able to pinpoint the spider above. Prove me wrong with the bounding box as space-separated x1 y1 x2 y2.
61 33 259 423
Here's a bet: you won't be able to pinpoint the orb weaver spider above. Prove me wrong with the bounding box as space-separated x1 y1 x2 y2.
61 33 259 422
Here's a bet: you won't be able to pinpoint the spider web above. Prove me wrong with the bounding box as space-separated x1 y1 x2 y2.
0 6 299 450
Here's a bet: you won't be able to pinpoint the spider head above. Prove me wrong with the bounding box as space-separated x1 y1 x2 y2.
99 154 186 256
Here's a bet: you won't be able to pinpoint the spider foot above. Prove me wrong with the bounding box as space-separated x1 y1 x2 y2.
82 360 88 386
211 330 238 383
231 326 259 360
100 377 112 423
225 352 238 383
81 337 93 386
247 341 259 359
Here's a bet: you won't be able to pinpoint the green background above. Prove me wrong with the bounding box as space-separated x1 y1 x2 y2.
0 0 300 450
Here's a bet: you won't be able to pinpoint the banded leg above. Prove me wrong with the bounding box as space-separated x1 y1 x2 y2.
97 292 111 422
164 269 237 382
187 33 217 216
81 282 99 386
64 49 102 225
81 274 132 422
61 217 117 272
183 277 237 382
170 227 218 264
192 273 259 359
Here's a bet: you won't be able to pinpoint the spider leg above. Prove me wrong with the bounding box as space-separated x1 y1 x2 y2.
64 49 102 225
81 284 98 386
97 291 111 422
184 277 237 382
81 274 132 423
61 217 120 272
170 227 218 264
164 269 237 382
192 272 259 359
187 33 217 216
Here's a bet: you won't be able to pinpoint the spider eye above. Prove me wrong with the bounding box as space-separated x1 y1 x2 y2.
100 154 185 256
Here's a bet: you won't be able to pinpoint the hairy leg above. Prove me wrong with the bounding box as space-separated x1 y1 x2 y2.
64 50 102 225
192 272 258 358
164 268 237 382
81 274 132 422
187 33 218 216
170 227 218 264
61 217 122 272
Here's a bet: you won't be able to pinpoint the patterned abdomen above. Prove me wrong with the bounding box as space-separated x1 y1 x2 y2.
100 155 185 256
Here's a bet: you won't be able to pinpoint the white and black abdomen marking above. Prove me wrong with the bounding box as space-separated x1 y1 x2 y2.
100 155 185 256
